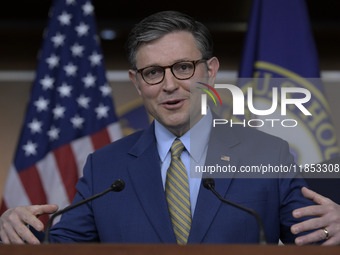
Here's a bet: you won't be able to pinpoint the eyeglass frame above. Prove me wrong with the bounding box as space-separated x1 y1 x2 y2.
134 58 207 85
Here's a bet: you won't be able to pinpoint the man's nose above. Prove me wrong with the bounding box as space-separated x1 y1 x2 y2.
162 68 179 92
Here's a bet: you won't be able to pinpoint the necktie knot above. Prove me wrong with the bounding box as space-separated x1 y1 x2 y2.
171 138 184 158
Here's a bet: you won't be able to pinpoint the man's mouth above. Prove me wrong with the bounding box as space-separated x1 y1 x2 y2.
161 98 186 109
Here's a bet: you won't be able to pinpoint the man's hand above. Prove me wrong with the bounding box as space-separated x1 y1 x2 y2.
291 187 340 245
0 204 58 244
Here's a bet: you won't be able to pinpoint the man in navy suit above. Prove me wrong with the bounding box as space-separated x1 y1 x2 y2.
1 10 340 245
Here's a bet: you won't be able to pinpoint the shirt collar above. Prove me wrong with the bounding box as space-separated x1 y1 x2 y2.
154 108 212 163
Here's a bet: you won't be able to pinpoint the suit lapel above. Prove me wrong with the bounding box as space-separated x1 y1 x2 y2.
188 124 241 243
127 124 176 243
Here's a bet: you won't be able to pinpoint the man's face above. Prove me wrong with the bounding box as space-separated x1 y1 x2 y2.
129 31 219 136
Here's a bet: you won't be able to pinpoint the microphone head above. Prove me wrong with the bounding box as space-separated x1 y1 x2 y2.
111 179 125 192
202 178 215 190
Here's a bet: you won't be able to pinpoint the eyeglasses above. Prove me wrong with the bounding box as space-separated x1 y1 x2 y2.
135 59 206 85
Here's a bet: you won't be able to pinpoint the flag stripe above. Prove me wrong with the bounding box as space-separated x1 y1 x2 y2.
91 127 111 150
0 201 7 214
107 122 123 142
3 166 31 207
53 144 79 202
71 136 94 178
19 165 47 205
36 152 69 207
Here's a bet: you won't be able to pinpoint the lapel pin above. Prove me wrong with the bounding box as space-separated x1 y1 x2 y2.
221 155 230 162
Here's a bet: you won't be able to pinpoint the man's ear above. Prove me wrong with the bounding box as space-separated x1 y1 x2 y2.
206 57 220 81
129 69 142 96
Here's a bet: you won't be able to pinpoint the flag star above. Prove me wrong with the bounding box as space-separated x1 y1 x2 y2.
40 75 54 90
51 33 65 47
70 114 85 129
88 52 102 66
82 2 94 15
99 83 112 97
22 140 38 156
53 105 66 119
57 83 73 97
94 35 100 44
34 97 49 112
77 94 91 108
82 73 96 88
46 54 59 69
95 103 109 119
64 62 77 76
47 126 60 141
58 11 72 26
28 119 43 134
70 43 84 57
66 0 76 5
75 22 89 37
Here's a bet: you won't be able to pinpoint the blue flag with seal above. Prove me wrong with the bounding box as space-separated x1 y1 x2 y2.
238 0 340 166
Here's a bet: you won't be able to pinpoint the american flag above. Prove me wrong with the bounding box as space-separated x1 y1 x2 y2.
0 0 122 225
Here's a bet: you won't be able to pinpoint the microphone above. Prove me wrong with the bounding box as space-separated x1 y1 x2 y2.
202 178 267 244
43 179 125 244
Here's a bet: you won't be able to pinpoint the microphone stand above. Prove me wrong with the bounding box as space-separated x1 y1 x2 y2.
43 179 125 244
203 178 267 244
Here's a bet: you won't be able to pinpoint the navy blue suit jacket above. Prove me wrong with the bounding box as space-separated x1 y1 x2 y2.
46 122 313 244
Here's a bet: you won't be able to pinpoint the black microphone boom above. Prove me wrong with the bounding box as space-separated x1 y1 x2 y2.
43 179 125 244
202 178 267 245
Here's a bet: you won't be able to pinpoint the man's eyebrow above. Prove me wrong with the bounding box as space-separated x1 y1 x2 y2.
140 59 194 69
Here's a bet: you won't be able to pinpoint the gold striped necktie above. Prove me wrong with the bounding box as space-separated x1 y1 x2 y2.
165 138 192 244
